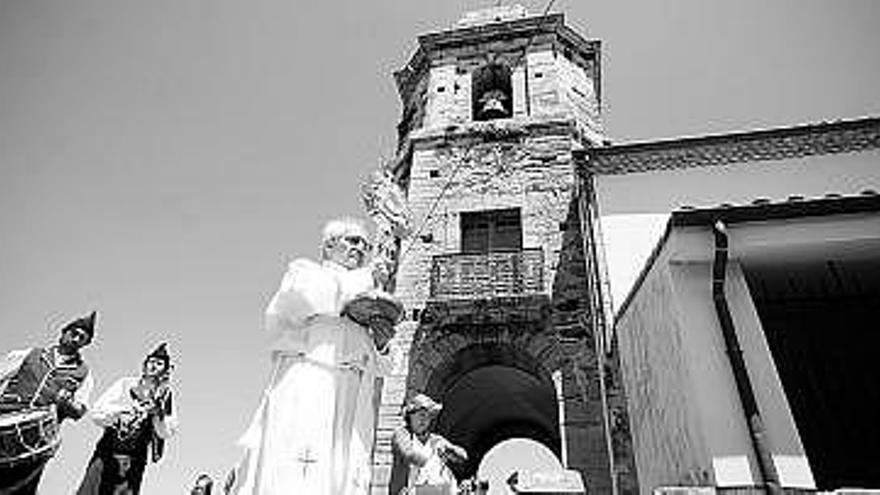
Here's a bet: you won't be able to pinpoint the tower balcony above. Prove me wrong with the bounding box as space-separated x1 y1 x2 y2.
429 248 545 300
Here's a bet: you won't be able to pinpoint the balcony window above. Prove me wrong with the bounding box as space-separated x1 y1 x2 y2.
461 208 522 253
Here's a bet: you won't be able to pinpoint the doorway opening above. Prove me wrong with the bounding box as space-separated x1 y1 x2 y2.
745 249 880 490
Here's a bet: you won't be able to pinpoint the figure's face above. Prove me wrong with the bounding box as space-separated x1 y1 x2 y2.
326 227 370 270
59 327 90 353
410 409 434 435
143 357 168 378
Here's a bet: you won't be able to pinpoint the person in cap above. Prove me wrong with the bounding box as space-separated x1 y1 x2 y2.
76 342 178 495
389 394 468 495
0 311 97 494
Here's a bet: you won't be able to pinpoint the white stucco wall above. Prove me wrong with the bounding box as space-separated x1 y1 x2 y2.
595 148 880 310
617 227 814 493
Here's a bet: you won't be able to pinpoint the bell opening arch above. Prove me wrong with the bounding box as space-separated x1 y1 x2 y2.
471 63 513 121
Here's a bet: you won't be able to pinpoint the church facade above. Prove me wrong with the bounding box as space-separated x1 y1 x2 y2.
374 5 880 495
581 118 880 493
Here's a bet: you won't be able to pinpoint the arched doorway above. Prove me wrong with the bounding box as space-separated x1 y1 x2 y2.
423 343 561 480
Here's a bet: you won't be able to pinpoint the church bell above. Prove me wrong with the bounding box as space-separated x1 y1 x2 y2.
479 89 509 119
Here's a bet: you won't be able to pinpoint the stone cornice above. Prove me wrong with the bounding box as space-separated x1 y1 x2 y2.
419 13 565 53
577 116 880 176
390 117 592 177
409 116 576 144
394 13 600 103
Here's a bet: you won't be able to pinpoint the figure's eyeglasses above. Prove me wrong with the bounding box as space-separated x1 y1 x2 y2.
343 235 371 250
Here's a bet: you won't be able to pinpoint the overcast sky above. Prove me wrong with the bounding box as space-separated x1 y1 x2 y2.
1 0 879 493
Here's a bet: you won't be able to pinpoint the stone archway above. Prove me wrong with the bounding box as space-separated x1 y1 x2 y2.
403 295 565 480
388 292 626 493
425 347 561 479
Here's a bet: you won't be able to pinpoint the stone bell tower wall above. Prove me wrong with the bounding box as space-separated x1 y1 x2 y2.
373 8 637 494
394 125 582 311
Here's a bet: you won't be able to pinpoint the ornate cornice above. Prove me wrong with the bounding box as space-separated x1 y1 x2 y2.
577 116 880 176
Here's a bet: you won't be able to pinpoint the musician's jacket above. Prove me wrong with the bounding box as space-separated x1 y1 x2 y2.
0 346 93 420
90 376 178 462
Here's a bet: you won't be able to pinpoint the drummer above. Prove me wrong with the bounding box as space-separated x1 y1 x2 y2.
0 310 97 494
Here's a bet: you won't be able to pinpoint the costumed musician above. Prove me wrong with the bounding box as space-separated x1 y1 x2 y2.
76 342 178 495
0 311 97 494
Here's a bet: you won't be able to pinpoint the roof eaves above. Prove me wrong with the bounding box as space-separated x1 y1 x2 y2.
671 192 880 227
583 116 880 175
613 192 880 323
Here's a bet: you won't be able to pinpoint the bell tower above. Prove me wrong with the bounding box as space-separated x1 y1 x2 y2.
373 5 637 494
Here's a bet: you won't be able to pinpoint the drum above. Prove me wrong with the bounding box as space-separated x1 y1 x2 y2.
0 406 60 467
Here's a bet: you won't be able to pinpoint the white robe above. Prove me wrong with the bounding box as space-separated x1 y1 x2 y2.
235 259 387 495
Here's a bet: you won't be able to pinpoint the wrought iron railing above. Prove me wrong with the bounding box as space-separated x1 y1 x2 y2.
430 248 544 299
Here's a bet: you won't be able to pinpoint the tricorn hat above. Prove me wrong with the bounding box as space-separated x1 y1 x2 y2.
61 310 97 342
146 342 171 366
403 393 442 416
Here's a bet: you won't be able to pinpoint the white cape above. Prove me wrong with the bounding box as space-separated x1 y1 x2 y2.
233 259 387 495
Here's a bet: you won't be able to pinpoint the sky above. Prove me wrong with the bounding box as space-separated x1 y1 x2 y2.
1 0 879 493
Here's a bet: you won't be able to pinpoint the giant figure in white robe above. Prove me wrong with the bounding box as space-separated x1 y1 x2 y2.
233 218 400 495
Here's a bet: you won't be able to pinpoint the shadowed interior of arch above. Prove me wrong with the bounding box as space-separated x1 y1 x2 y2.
426 355 561 480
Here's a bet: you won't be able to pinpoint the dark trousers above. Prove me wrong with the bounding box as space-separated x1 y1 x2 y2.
0 459 48 495
77 453 147 495
76 428 148 495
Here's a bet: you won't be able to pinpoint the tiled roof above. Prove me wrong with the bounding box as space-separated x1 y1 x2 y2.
671 190 880 226
579 116 880 175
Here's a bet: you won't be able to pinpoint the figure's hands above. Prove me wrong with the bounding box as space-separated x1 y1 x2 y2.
70 402 87 420
154 400 168 417
143 399 163 418
55 389 87 420
56 388 72 403
437 439 468 464
134 397 165 419
371 255 392 289
117 410 135 426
